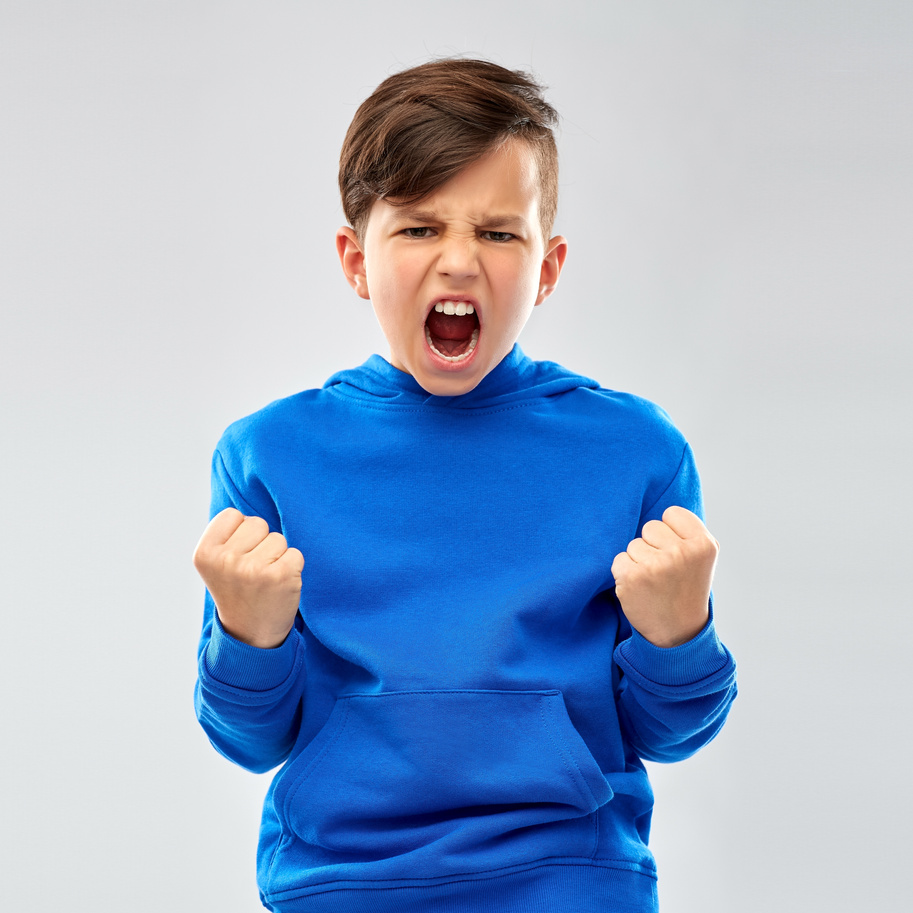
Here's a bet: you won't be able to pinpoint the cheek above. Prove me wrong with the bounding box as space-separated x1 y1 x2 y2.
373 255 425 301
492 256 540 309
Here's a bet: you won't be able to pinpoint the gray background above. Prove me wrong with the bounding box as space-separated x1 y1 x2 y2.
2 1 910 910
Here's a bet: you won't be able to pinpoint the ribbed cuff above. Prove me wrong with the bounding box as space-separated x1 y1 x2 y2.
615 604 731 688
205 613 300 693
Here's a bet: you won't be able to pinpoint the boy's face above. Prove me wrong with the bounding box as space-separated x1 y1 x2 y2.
337 140 567 396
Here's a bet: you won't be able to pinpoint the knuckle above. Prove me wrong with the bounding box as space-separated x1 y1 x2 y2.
193 539 220 571
262 563 285 584
642 519 662 538
288 576 304 594
246 516 269 536
236 555 266 582
243 546 269 572
664 505 700 531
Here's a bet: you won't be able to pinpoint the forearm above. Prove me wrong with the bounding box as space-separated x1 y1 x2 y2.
193 445 309 771
195 606 307 773
614 606 737 763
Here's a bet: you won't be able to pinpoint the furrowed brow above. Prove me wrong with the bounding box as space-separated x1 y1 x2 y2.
393 209 439 224
391 208 529 232
479 215 527 231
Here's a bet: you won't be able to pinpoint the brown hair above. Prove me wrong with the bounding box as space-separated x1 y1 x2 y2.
339 58 559 243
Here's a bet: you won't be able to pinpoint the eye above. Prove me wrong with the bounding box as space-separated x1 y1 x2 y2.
482 230 515 243
402 226 434 238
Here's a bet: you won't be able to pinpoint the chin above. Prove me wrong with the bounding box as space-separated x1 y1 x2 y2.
416 371 485 397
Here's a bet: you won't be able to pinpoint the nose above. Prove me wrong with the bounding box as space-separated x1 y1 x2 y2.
435 235 480 280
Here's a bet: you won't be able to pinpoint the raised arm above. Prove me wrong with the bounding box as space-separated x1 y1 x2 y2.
611 445 737 762
193 450 308 773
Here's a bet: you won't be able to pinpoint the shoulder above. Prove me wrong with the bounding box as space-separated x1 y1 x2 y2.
208 388 329 522
577 386 702 519
214 388 328 475
566 382 688 450
219 388 321 444
523 353 690 464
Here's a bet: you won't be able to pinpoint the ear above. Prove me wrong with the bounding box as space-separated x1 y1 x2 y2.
535 235 568 306
336 226 371 300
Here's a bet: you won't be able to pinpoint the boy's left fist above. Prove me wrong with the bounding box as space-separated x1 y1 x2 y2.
611 506 719 648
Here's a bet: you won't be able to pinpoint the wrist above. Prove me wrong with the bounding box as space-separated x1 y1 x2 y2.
629 605 710 649
215 607 293 650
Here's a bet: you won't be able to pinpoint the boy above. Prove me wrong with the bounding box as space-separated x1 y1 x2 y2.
193 58 736 913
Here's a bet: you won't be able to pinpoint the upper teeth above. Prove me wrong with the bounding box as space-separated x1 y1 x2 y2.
435 301 475 316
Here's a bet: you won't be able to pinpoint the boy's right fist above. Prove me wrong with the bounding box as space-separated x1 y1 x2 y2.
192 507 304 649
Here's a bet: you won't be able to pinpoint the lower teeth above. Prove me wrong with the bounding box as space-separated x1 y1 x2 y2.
425 328 479 362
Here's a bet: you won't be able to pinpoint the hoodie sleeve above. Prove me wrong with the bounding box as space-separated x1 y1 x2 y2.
613 442 737 763
193 447 307 774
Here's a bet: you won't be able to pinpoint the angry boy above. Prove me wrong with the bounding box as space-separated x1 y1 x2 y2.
193 57 737 913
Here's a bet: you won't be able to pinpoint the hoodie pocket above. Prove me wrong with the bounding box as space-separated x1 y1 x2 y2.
276 689 613 867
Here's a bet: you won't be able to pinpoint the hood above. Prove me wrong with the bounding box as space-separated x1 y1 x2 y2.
323 345 599 410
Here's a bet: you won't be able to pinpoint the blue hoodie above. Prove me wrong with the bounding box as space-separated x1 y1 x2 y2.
195 346 736 913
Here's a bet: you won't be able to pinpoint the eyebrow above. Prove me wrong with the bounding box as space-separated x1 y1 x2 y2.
393 208 528 230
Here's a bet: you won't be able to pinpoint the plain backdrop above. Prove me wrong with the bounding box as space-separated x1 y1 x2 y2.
2 2 910 911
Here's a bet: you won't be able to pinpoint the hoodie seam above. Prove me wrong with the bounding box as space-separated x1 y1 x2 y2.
265 856 657 900
640 443 689 518
324 386 557 417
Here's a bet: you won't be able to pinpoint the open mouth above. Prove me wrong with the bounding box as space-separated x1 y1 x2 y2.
424 300 481 362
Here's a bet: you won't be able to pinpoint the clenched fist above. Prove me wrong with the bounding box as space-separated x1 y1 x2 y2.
193 507 305 649
611 506 719 648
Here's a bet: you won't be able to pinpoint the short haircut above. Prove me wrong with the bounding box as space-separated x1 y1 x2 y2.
339 58 559 243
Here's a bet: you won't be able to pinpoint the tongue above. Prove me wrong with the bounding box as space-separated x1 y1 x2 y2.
426 309 477 341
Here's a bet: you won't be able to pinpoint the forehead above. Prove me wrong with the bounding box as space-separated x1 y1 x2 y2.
372 139 541 227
